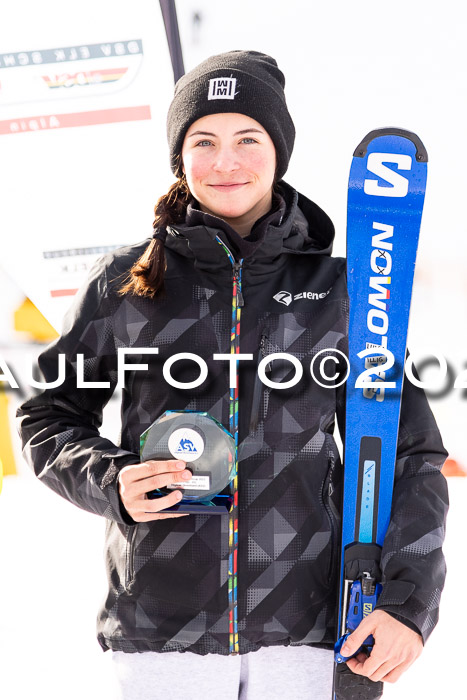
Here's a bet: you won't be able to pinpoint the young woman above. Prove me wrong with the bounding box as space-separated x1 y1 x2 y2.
18 51 448 699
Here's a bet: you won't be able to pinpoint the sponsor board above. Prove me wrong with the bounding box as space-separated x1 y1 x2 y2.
0 2 174 331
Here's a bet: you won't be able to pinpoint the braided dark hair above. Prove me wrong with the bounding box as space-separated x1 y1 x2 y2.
118 172 190 298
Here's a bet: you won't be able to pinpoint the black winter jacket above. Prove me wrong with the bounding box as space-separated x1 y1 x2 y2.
17 183 448 655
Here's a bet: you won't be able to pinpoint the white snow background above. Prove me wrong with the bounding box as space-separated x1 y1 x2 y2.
1 1 466 698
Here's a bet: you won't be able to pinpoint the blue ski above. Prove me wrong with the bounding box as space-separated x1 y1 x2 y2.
333 128 428 700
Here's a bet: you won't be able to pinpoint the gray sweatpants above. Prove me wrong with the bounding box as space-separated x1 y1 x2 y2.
111 645 334 700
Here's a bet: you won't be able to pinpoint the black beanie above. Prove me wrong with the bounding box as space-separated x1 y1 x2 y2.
166 50 295 180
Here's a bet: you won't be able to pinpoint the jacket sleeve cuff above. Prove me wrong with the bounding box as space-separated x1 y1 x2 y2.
375 580 428 643
100 451 139 526
383 611 423 639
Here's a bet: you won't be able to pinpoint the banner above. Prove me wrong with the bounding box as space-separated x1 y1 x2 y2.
0 1 175 330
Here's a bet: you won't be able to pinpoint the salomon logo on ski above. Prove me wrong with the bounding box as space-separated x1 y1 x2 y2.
363 222 394 400
364 153 412 197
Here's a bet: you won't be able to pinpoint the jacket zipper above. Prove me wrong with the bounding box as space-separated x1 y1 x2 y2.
323 455 339 584
125 524 137 589
249 335 268 433
216 237 243 655
232 261 244 308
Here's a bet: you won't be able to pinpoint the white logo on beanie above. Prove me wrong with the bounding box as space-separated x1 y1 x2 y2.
208 77 237 100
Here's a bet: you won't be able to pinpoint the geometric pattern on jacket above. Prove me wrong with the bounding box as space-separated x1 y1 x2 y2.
17 183 448 655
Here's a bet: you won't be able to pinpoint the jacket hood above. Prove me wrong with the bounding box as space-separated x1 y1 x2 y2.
279 181 335 256
163 181 335 269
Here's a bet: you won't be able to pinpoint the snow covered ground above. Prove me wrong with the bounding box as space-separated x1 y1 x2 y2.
0 463 464 699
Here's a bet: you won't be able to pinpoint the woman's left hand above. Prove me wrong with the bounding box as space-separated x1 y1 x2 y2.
340 609 423 683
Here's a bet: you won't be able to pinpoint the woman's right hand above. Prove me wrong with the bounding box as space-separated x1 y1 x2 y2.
118 460 192 522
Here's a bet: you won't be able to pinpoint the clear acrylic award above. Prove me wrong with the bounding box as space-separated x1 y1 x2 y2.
140 411 235 514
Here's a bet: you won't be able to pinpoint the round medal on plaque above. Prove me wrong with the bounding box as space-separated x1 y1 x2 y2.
140 411 235 504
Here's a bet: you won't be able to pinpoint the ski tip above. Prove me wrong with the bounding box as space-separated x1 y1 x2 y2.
353 128 428 162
